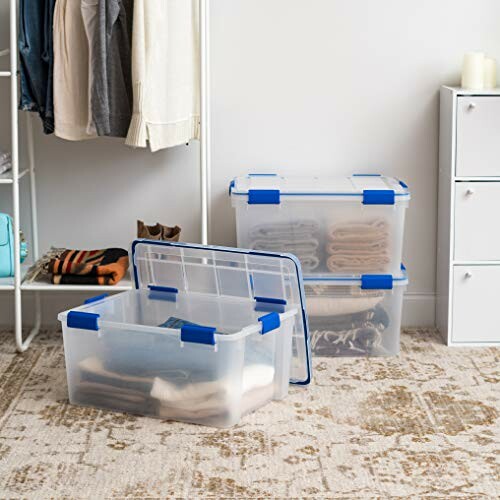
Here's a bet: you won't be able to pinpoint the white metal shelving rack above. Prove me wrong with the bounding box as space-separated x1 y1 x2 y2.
2 0 211 352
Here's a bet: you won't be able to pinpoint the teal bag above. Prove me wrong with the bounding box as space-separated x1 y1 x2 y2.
0 214 26 277
0 213 15 277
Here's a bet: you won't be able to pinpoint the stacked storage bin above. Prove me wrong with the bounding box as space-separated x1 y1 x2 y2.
59 241 311 427
230 174 410 356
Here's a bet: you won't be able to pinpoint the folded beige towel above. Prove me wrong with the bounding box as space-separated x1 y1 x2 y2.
326 218 390 274
327 219 389 242
326 254 390 274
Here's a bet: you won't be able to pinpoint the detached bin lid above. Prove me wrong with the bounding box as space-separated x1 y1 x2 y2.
131 240 312 385
229 174 410 205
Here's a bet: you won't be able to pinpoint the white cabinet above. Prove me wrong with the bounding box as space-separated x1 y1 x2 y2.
452 266 500 343
456 96 500 177
454 182 500 261
437 87 500 346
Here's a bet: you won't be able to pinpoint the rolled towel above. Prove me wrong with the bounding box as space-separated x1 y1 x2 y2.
327 219 389 243
326 254 390 274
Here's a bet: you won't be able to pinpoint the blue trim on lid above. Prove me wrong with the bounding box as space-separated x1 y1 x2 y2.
254 296 287 313
254 296 287 305
352 173 382 177
398 179 409 189
67 311 100 331
248 189 280 205
231 190 409 199
361 274 394 290
363 189 395 205
180 324 216 346
148 285 178 302
84 293 109 305
258 312 281 334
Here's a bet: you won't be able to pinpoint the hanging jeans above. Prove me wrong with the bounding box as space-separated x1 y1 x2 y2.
18 0 56 134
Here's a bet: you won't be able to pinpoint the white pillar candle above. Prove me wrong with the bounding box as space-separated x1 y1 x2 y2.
484 57 497 89
462 52 485 90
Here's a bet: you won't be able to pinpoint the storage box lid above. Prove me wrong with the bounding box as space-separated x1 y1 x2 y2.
229 174 410 205
303 264 408 288
131 240 312 385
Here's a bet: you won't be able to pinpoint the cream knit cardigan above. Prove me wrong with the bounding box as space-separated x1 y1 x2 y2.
126 0 200 152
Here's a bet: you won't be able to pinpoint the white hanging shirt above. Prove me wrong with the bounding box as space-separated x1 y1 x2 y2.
126 0 200 152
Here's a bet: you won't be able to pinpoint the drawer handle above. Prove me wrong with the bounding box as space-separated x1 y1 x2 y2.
468 102 476 111
465 271 473 279
466 188 475 196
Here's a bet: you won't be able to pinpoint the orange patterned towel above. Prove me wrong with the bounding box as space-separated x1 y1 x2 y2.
48 248 129 285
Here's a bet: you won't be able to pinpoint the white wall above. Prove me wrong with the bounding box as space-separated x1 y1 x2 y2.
2 0 500 327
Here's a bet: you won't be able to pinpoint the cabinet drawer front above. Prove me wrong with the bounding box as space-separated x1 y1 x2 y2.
456 96 500 177
452 266 500 343
454 182 500 261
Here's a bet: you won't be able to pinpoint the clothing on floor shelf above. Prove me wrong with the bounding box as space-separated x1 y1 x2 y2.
249 220 320 272
326 219 390 274
0 150 11 175
25 247 129 285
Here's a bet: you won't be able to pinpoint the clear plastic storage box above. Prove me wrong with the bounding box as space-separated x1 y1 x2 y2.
230 174 410 277
306 266 408 357
58 241 311 428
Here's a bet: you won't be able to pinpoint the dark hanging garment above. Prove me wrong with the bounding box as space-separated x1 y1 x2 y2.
18 0 56 134
82 0 134 138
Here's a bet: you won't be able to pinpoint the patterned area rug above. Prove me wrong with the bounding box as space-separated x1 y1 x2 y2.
0 328 498 498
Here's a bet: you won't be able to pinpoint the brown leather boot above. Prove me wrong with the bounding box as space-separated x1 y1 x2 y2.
137 221 181 241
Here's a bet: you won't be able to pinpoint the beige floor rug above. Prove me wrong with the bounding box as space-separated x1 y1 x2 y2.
0 328 498 498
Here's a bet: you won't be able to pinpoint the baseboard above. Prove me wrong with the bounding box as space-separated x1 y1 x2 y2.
402 292 436 327
0 292 437 329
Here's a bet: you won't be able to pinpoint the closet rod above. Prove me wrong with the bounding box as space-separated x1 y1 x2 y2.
200 0 211 245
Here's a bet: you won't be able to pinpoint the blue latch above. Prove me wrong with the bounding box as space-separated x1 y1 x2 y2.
254 296 287 313
362 190 395 205
148 285 178 302
258 312 281 334
398 179 409 189
67 311 100 331
361 274 393 290
84 293 109 305
248 189 280 205
180 324 216 345
228 179 236 195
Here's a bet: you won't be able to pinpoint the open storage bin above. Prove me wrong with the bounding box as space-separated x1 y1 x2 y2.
58 241 311 428
230 174 410 277
306 266 408 357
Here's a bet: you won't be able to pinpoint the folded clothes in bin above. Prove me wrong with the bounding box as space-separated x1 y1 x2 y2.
325 219 390 274
305 268 408 357
310 306 390 357
248 220 320 272
59 241 312 428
